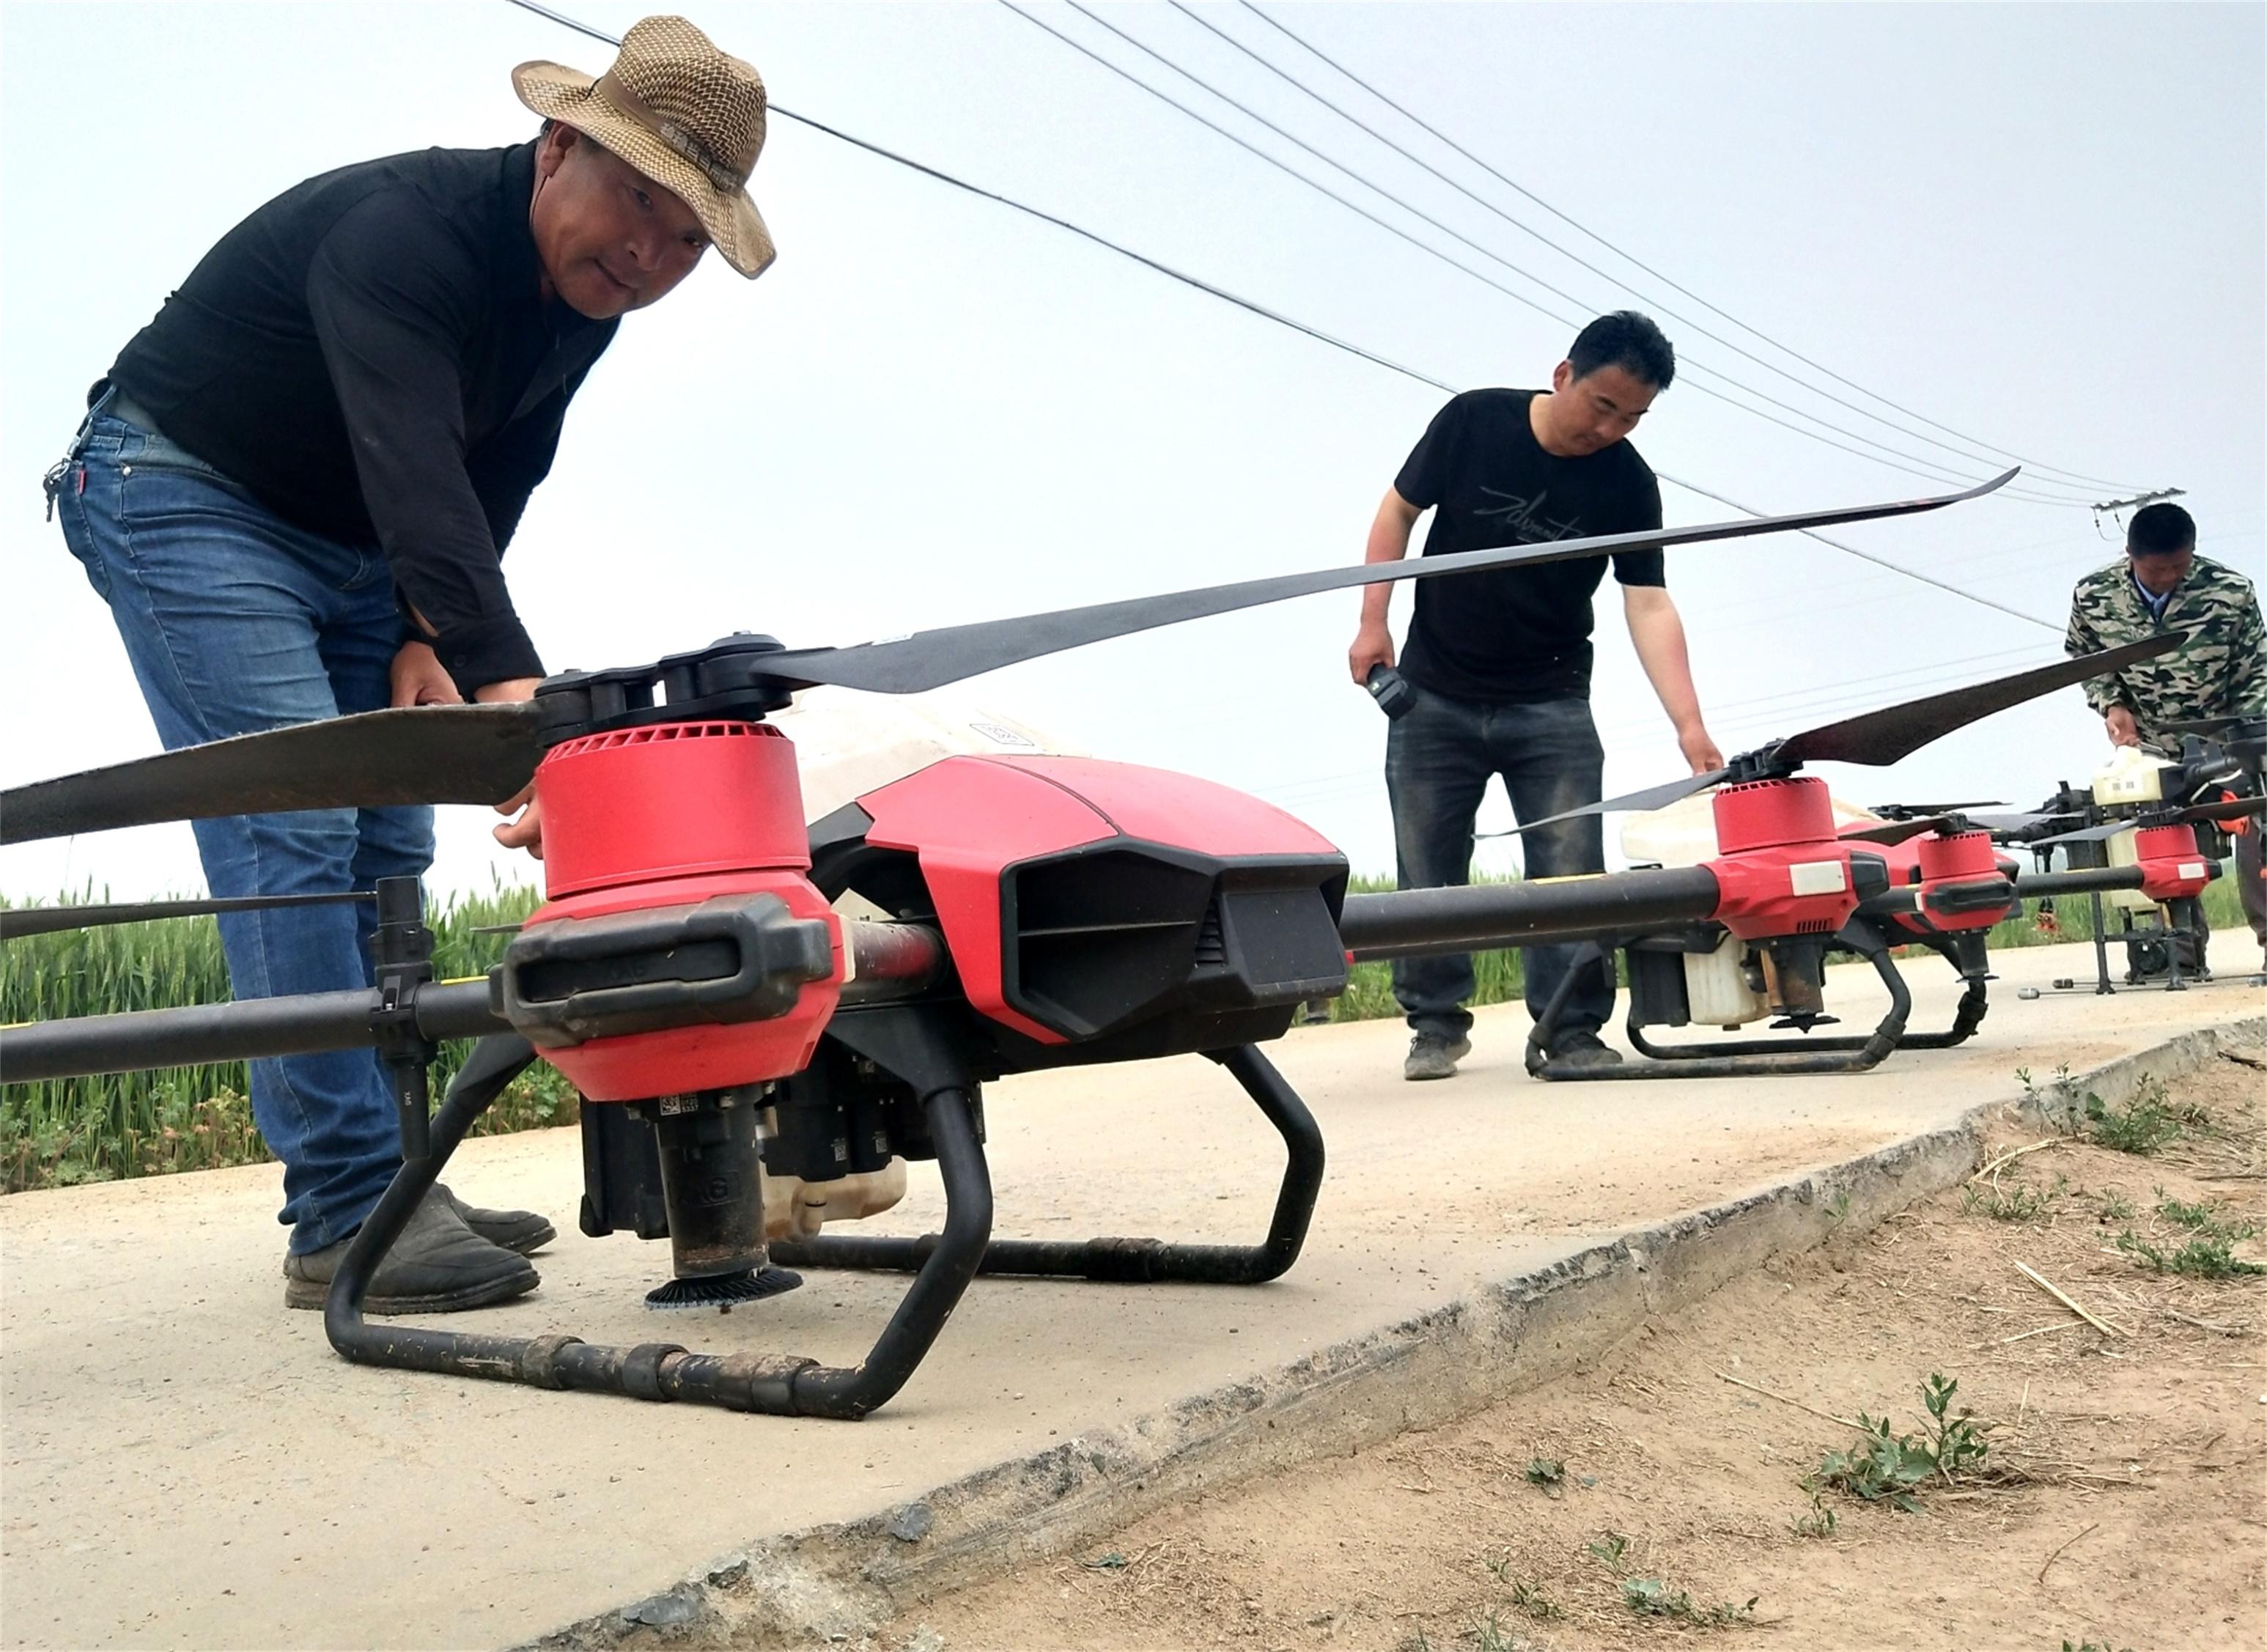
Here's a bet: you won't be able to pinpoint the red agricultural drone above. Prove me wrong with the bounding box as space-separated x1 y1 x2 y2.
0 467 2215 1421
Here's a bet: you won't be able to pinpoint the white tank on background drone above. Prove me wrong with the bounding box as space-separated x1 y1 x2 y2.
1615 787 1881 1030
2090 748 2181 911
2092 745 2176 806
758 689 1083 1235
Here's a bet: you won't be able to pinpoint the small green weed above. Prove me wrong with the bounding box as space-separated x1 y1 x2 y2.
1620 1578 1757 1626
2116 1228 2266 1280
1788 1491 1838 1539
1507 1579 1560 1622
2095 1189 2137 1223
2083 1076 2186 1156
1961 1179 2060 1223
1585 1531 1632 1569
1823 1190 1851 1225
1523 1456 1565 1491
2154 1187 2244 1232
2060 1640 2136 1652
1813 1373 1991 1511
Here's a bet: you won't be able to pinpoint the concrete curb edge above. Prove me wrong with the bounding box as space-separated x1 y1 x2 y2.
524 1014 2266 1651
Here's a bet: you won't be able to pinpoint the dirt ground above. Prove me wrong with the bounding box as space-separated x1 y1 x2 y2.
875 1048 2267 1652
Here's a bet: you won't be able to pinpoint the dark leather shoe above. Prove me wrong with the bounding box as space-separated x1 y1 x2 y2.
434 1181 556 1255
284 1188 539 1313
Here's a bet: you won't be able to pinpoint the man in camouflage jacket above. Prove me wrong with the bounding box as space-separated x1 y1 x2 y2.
2065 501 2267 954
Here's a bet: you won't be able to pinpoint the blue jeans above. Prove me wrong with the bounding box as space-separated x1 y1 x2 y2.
51 391 431 1253
1385 685 1613 1044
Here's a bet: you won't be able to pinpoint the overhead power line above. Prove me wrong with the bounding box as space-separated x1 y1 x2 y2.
1011 0 2093 507
1168 1 2112 498
1236 0 2145 497
501 0 2061 633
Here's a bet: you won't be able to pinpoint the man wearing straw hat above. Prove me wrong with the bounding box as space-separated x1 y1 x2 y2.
44 17 771 1313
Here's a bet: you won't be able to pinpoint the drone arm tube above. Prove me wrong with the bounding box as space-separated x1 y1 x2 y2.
1335 866 1721 960
0 921 943 1085
0 980 505 1086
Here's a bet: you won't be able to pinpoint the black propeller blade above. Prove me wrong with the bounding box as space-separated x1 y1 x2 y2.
0 891 375 943
2032 794 2267 847
0 471 2014 846
1836 809 2074 847
757 471 2016 695
1 703 548 847
1774 637 2181 767
1507 635 2185 837
2162 714 2267 737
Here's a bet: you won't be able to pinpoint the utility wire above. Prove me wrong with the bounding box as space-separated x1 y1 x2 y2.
501 0 2060 632
1017 0 2091 506
1169 2 2109 497
1236 0 2143 495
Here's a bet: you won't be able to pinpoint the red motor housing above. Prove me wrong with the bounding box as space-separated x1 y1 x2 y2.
515 721 841 1101
1703 778 1876 941
2132 822 2214 903
1863 827 2017 937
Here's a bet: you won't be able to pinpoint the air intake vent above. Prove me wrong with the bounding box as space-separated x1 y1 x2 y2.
1194 899 1227 968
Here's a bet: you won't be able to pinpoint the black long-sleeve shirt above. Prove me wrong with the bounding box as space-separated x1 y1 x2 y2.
106 140 615 692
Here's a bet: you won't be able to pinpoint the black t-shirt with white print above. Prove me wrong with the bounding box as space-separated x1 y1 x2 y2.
1392 388 1665 704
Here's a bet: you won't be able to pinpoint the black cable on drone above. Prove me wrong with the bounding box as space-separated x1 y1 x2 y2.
498 0 2062 632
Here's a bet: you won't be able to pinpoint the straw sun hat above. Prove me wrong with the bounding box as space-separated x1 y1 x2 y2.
512 14 775 278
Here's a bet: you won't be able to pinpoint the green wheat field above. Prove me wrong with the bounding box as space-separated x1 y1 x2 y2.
1 870 2245 1193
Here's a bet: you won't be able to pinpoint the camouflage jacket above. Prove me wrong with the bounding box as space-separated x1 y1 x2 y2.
2064 553 2267 751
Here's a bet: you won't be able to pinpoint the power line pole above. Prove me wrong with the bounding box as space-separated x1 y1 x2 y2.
2090 486 2185 538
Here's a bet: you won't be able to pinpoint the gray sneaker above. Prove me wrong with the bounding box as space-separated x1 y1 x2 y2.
284 1187 539 1313
1543 1029 1623 1074
1403 1030 1472 1081
434 1182 556 1255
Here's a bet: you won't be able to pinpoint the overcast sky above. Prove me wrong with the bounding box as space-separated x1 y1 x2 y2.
3 1 2260 902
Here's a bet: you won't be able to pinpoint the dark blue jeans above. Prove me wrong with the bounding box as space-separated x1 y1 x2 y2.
1385 684 1612 1044
52 392 431 1253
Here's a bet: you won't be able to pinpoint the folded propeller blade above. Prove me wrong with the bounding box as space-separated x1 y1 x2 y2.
1774 635 2183 767
1503 635 2184 839
0 702 548 847
2032 794 2267 847
759 471 2018 695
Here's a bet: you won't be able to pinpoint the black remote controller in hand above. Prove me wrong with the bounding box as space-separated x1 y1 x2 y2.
1365 664 1415 720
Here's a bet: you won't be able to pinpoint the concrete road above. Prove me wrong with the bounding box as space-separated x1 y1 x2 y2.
1 942 2256 1649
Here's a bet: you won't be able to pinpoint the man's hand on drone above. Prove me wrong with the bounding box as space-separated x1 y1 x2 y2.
389 641 462 708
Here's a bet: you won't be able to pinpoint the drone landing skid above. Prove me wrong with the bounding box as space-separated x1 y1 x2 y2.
1525 931 1923 1082
1629 974 1988 1060
323 1016 1324 1423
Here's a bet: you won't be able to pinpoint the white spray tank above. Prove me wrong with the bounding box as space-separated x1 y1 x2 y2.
1617 788 1883 1028
753 690 1085 1239
2091 747 2182 912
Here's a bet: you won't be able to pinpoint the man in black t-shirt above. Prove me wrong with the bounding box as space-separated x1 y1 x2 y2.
1347 313 1721 1080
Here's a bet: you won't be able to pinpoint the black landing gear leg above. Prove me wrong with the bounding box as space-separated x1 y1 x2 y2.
773 1041 1325 1287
